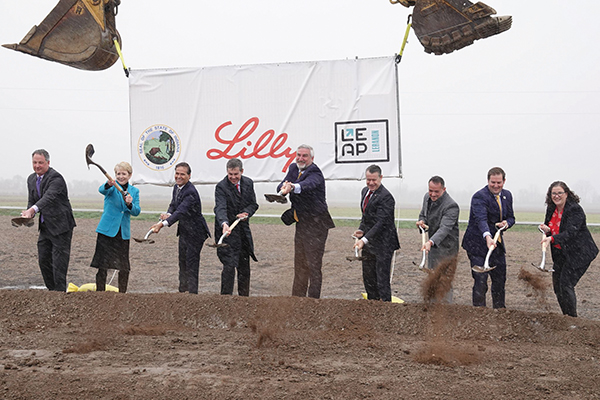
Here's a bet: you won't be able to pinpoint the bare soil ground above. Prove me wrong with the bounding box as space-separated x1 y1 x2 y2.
1 215 600 399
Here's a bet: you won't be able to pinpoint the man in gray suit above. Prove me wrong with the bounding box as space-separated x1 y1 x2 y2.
417 176 459 300
22 149 76 292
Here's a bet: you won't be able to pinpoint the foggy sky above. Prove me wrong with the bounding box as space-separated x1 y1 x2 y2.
1 1 599 210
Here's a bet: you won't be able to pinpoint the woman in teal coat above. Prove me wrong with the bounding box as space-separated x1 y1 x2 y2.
90 162 141 292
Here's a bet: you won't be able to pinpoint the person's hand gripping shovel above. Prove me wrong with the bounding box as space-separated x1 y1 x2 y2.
415 223 429 271
472 224 507 273
533 225 554 272
346 235 365 261
208 215 247 248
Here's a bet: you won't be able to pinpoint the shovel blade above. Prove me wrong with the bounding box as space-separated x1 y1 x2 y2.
11 217 35 228
208 242 229 248
346 255 364 262
264 193 287 204
133 238 155 244
471 265 496 273
3 0 121 71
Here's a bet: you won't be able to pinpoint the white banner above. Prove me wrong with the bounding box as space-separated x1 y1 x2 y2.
129 56 401 185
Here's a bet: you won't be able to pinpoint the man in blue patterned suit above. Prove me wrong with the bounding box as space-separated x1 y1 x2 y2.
152 162 210 294
277 144 335 299
462 167 515 308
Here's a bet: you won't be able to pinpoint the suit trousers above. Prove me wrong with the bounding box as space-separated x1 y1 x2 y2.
361 247 394 302
218 234 251 296
292 219 329 299
178 234 204 294
469 251 507 308
37 224 73 292
551 251 587 317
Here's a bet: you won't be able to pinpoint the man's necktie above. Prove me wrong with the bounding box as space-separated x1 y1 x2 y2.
36 176 44 223
363 191 373 212
495 194 502 242
293 170 304 222
36 175 42 197
236 183 240 193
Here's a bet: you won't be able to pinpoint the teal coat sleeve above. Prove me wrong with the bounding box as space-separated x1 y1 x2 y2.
96 183 141 239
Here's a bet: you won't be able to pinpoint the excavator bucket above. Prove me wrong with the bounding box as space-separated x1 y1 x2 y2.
3 0 121 71
393 0 512 55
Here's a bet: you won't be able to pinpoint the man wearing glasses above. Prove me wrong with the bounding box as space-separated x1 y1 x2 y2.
462 167 515 308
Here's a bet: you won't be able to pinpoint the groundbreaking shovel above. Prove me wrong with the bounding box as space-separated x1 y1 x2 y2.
11 216 35 228
532 227 554 273
346 235 365 261
133 228 155 244
208 216 247 248
417 224 429 270
85 144 127 198
264 190 288 204
472 224 507 273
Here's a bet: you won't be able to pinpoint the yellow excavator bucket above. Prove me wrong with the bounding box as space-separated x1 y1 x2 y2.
3 0 121 71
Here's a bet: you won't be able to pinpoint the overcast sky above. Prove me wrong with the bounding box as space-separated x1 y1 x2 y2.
1 1 599 209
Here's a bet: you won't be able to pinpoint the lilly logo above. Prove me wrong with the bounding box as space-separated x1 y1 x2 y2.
138 124 181 171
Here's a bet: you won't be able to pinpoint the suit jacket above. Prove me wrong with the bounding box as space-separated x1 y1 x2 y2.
545 199 598 272
166 181 210 240
27 167 76 236
214 175 259 260
277 162 334 230
462 185 515 257
95 183 141 240
358 184 400 254
418 191 459 264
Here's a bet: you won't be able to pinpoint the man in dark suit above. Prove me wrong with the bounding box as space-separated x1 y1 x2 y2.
214 158 258 296
278 144 335 299
353 165 400 302
152 162 210 294
462 167 515 308
22 149 76 292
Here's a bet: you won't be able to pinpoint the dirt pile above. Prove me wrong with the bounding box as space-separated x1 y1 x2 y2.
2 215 600 398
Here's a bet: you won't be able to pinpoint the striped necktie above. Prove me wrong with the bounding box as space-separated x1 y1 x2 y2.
363 191 373 212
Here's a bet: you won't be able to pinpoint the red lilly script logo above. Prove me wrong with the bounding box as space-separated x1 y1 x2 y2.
206 117 296 172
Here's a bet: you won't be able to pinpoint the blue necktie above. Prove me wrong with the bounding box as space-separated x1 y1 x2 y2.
36 175 42 197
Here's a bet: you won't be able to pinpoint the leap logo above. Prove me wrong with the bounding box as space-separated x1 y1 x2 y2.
334 120 390 164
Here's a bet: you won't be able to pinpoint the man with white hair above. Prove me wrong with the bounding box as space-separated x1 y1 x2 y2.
278 144 335 299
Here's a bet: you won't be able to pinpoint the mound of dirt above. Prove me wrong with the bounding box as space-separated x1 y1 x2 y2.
1 290 600 399
2 216 600 398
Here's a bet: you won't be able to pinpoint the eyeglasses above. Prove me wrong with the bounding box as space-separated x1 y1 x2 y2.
551 192 565 197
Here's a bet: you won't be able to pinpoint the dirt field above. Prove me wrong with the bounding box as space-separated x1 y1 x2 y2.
1 215 600 399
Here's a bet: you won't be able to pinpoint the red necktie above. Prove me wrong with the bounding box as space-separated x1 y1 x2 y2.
236 183 240 193
363 191 373 212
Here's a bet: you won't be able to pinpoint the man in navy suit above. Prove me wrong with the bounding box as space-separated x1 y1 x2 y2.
22 149 76 292
353 165 400 302
278 144 335 299
214 158 258 296
462 167 515 308
152 162 210 294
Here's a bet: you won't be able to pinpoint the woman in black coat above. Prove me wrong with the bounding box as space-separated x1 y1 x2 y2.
539 181 598 317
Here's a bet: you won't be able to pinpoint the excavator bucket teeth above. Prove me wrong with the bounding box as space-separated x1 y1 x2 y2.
411 0 512 55
2 0 121 71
